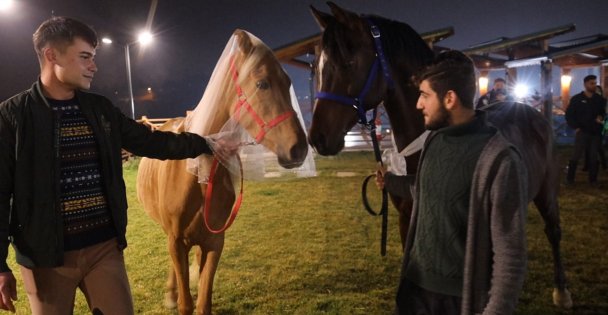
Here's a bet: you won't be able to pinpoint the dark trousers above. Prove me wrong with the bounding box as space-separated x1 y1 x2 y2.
396 279 461 315
583 135 607 170
570 131 601 182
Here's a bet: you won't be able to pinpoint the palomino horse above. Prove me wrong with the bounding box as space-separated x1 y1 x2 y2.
137 30 308 315
307 2 572 308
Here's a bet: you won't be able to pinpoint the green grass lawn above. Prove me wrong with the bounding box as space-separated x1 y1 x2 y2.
7 147 608 314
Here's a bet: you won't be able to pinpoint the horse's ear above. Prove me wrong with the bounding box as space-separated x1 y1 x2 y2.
327 1 357 26
310 5 333 30
234 29 253 54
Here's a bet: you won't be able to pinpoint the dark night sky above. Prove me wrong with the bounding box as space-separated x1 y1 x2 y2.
1 0 607 118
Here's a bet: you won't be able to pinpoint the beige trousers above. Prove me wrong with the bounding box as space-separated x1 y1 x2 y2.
20 238 134 315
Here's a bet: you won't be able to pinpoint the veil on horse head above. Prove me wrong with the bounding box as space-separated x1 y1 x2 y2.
185 30 315 187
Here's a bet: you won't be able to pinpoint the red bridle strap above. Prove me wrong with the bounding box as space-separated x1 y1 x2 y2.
203 157 244 234
234 100 294 143
230 57 295 143
202 56 295 234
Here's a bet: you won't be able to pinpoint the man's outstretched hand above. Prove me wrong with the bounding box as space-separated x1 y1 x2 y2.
0 272 17 313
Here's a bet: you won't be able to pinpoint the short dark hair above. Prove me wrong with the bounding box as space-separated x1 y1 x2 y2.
32 16 98 60
415 50 476 109
584 75 597 83
494 78 506 84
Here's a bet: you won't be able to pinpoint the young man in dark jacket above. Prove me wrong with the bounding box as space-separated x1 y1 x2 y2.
565 74 607 184
0 17 224 314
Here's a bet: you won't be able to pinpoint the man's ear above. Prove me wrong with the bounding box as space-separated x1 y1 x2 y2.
43 47 57 64
444 90 458 110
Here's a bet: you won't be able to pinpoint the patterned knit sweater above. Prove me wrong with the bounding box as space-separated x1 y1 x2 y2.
48 98 116 251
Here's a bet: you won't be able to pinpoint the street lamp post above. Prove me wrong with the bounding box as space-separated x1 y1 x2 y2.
124 44 136 119
102 31 153 120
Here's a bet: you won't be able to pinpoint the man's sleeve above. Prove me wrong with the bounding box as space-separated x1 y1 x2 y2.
0 105 15 273
112 106 213 160
565 98 579 129
384 172 415 199
483 149 528 314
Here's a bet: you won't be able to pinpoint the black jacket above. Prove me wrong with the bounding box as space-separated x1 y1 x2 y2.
0 80 212 272
565 92 606 135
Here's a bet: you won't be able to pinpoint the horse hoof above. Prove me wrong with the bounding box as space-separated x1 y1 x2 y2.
552 287 573 309
164 292 177 309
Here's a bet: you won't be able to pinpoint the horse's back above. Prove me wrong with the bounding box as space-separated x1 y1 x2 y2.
136 117 202 225
157 117 187 132
483 102 555 199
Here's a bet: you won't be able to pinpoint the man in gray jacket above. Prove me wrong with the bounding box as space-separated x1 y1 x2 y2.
379 51 528 314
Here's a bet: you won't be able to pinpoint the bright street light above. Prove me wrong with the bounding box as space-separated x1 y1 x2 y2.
0 0 15 12
138 31 153 45
101 31 154 119
514 84 529 99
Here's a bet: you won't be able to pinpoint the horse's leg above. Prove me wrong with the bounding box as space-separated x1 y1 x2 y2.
164 263 178 309
189 247 202 290
196 235 224 315
168 236 194 315
390 194 413 250
533 172 572 309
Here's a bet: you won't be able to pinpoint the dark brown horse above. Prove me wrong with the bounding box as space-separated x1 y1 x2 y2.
307 2 572 308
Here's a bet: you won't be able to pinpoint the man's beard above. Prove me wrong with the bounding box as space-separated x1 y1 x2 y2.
425 103 450 130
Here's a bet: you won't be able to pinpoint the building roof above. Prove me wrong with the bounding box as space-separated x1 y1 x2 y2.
274 22 608 71
273 27 455 69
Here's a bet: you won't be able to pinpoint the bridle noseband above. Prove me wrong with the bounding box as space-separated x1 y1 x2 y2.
203 56 295 234
230 57 295 143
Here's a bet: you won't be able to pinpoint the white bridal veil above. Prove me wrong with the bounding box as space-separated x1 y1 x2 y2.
185 31 316 184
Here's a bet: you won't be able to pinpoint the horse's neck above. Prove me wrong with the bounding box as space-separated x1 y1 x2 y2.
206 79 237 135
381 32 432 173
383 80 425 152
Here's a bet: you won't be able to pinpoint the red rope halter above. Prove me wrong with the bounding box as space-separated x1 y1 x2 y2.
203 56 294 234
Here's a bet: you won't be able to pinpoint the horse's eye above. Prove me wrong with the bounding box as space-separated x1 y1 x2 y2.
256 80 270 90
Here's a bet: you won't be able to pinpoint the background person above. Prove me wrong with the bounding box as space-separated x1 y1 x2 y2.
476 77 512 108
565 75 606 185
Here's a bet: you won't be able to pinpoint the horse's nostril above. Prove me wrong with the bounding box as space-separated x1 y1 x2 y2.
290 142 308 162
316 133 326 147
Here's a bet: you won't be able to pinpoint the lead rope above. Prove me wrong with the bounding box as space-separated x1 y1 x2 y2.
360 108 389 256
203 157 244 234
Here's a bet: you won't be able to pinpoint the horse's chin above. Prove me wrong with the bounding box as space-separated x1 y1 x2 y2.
312 141 344 156
275 142 309 169
308 129 346 156
277 156 306 169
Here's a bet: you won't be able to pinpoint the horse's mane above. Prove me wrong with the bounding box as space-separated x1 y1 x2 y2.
322 14 434 76
366 14 434 73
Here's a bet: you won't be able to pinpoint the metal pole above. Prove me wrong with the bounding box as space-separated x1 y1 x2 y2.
125 44 135 119
541 60 553 129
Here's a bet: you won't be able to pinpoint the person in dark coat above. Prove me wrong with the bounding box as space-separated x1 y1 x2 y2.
565 75 607 184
